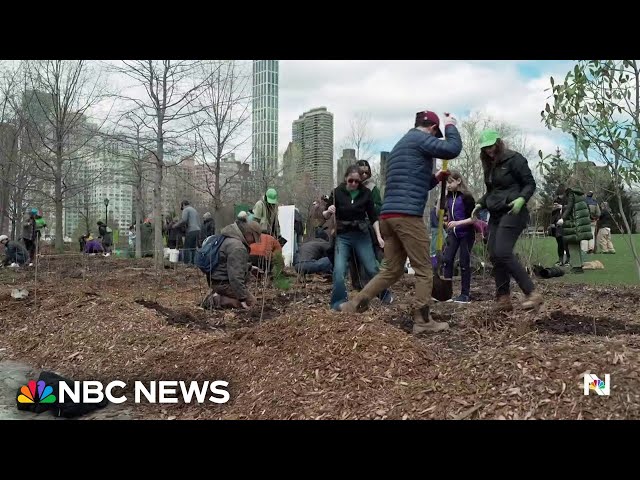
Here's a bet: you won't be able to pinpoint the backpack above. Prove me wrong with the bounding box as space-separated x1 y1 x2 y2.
195 234 227 273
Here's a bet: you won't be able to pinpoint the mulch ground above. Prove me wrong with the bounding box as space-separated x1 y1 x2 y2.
1 255 639 420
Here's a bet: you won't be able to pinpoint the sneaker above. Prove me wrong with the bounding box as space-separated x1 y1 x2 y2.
9 262 19 268
554 261 563 267
453 294 471 304
380 291 394 305
28 263 34 267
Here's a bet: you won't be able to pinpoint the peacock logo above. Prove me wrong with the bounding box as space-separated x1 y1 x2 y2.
590 379 605 390
17 380 56 404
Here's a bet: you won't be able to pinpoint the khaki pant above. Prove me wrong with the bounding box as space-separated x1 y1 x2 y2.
580 223 596 252
596 227 615 253
355 216 432 309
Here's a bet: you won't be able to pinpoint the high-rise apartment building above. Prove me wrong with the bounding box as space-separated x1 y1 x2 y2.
337 148 357 185
291 107 334 193
252 60 279 178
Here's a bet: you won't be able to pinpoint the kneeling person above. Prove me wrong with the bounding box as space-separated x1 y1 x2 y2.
293 238 332 275
0 235 29 266
204 217 262 310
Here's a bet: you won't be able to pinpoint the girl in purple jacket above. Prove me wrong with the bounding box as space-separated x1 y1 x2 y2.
442 171 477 303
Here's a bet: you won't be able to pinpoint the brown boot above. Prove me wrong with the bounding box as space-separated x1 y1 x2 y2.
521 291 543 311
495 294 513 312
412 306 449 334
339 296 370 313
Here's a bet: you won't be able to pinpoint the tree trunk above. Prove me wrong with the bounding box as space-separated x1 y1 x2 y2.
616 189 640 282
135 180 142 258
153 126 164 270
54 159 63 253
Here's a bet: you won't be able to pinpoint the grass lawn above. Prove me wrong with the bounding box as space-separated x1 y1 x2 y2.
514 233 640 286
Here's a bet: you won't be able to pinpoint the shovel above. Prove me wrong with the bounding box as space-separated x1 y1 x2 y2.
432 159 453 302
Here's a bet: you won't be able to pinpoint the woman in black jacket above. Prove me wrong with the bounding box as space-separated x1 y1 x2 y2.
323 165 391 310
472 130 542 312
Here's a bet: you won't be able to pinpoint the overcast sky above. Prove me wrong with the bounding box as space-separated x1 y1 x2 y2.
95 60 577 168
277 60 576 162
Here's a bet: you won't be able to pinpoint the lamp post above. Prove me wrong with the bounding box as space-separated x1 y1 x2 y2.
104 198 109 226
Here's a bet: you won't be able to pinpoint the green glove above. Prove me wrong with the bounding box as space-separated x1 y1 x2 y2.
471 204 482 218
508 197 526 215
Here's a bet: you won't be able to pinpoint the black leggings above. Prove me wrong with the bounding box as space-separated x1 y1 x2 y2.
487 210 534 297
555 236 570 263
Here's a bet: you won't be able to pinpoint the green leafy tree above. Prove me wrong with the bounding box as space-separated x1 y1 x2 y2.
538 147 574 226
541 60 640 281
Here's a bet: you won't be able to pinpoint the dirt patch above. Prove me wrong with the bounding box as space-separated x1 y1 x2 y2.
537 311 640 337
135 299 220 331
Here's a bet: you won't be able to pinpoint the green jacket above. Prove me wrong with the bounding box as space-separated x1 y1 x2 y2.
562 188 593 244
363 178 383 216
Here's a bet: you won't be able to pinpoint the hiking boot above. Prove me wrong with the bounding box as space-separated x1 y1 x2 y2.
571 266 584 274
495 294 513 312
412 306 450 334
521 292 543 310
339 296 370 313
453 294 471 304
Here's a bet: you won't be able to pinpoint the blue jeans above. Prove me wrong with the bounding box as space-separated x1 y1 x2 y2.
294 257 333 275
330 231 389 310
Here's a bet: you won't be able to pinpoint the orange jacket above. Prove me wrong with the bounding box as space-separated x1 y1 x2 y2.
249 234 282 258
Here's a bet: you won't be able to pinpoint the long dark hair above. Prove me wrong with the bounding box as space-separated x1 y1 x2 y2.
343 165 361 182
356 159 371 177
447 170 470 195
479 138 506 172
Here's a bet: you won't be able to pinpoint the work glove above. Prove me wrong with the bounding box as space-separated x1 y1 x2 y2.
471 204 483 218
443 112 457 127
435 170 451 182
508 197 526 215
556 218 564 226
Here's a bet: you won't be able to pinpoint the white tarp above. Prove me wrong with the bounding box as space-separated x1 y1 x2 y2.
278 205 296 266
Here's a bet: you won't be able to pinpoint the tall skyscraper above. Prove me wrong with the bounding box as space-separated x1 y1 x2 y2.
252 60 279 178
337 148 357 185
291 107 334 193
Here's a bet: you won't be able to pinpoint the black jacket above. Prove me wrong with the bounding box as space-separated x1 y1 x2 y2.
4 240 28 265
328 183 378 233
598 209 615 229
478 149 536 217
295 239 331 263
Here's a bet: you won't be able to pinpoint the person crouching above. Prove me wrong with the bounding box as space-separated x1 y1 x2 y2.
203 215 262 310
0 235 29 267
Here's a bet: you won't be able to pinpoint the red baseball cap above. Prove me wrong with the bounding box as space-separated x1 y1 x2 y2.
415 110 443 138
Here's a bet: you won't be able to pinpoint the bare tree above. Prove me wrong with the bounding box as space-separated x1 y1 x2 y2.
19 60 110 252
111 60 211 269
192 60 251 225
339 112 375 161
456 111 540 199
109 110 157 257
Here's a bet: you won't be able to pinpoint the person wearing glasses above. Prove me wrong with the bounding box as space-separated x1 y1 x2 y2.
323 165 390 311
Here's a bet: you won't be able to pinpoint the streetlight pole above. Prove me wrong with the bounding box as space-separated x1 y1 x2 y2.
104 198 109 226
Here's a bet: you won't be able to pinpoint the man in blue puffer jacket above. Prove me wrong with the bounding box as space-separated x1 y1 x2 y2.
340 110 462 334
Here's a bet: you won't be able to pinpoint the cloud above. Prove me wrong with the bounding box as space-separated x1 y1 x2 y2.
277 60 576 161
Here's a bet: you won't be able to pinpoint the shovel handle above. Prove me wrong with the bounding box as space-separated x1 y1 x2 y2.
436 160 449 252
